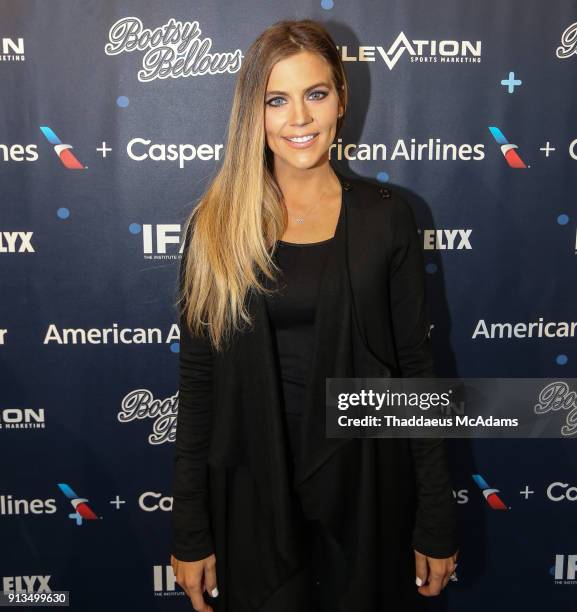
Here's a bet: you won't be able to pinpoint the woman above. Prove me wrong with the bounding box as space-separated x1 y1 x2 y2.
170 18 459 612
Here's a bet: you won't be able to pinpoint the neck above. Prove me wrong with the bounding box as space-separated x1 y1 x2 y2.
273 162 340 207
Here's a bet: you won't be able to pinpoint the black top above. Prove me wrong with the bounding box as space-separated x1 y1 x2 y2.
263 237 334 462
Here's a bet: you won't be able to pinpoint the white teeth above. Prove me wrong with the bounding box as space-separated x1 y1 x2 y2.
287 134 316 143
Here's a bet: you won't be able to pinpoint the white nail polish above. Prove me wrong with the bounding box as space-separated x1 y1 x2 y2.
415 577 423 586
211 587 219 597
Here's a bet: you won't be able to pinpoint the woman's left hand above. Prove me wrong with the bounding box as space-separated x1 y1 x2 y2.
413 548 459 596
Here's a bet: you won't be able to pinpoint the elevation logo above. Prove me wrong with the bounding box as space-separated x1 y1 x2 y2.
339 33 482 70
0 37 25 61
39 127 85 169
472 474 508 509
488 127 528 168
57 483 99 525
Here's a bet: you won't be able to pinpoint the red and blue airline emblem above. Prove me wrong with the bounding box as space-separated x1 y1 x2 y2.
39 126 85 169
58 483 99 525
472 474 508 510
488 126 528 168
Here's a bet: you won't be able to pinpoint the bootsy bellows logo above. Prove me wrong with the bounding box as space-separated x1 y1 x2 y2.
534 381 577 437
104 17 243 82
117 389 178 445
556 22 577 60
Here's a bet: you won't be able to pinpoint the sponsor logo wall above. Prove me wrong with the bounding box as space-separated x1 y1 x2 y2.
1 2 575 610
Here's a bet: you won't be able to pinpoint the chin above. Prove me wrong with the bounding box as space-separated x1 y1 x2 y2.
283 157 323 171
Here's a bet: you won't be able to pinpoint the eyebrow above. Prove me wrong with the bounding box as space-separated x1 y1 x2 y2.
265 81 331 96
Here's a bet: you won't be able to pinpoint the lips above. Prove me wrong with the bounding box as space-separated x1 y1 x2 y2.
285 133 318 141
282 132 319 149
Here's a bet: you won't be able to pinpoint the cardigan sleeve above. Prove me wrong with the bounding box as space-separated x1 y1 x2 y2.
389 194 459 559
170 222 216 562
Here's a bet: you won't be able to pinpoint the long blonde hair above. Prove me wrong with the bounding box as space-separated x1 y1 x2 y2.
176 19 349 352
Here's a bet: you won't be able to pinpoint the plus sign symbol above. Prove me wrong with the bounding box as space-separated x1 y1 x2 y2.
501 71 522 93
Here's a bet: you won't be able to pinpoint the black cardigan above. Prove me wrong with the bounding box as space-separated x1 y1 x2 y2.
170 169 458 611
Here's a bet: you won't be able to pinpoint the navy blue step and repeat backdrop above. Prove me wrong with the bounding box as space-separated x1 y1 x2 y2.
2 1 576 610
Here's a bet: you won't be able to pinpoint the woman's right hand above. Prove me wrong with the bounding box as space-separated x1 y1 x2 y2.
171 553 218 611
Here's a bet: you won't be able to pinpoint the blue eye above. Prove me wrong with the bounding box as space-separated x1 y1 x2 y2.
266 97 284 107
266 90 328 107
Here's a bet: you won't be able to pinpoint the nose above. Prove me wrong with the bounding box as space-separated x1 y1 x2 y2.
289 98 313 127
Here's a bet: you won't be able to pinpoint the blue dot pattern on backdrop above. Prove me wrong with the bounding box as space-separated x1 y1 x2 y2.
426 262 438 274
321 0 334 9
57 208 70 219
129 223 142 234
556 354 568 366
557 214 569 225
117 96 129 107
171 342 180 354
377 171 390 183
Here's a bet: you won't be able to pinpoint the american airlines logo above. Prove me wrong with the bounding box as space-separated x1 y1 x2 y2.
57 483 100 525
339 33 482 70
472 474 508 510
39 127 86 169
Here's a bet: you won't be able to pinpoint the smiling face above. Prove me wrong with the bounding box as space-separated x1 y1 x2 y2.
264 50 343 173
